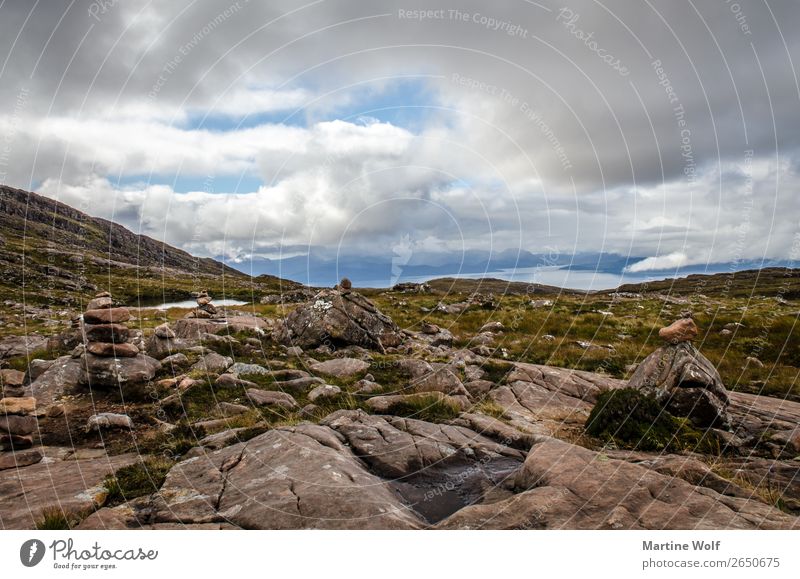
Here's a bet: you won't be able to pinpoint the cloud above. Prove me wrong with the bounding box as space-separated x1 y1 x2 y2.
625 252 690 273
1 0 800 269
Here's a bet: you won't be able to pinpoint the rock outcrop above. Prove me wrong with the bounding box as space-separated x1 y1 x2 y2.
277 288 404 352
628 341 730 428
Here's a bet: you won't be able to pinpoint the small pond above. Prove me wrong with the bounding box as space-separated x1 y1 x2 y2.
141 299 250 310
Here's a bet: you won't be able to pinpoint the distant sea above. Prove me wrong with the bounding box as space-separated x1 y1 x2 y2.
352 264 739 291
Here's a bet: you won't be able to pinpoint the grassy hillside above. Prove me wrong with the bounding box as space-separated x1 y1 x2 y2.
0 185 301 306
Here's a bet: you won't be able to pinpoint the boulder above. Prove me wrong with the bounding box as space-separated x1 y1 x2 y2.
277 289 404 353
172 318 228 340
365 391 468 415
154 323 176 339
628 342 730 428
29 355 83 407
26 359 55 382
160 352 190 368
658 317 699 343
85 413 134 432
245 389 298 410
310 358 370 379
86 341 140 358
190 352 233 374
307 384 342 402
79 353 161 388
83 307 131 325
86 296 113 310
144 334 191 359
84 323 130 343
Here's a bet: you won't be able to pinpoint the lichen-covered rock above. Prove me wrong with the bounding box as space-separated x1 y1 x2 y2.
658 317 699 343
79 353 161 388
277 289 404 353
628 342 730 428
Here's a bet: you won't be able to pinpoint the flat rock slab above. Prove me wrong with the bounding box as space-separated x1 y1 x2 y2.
0 452 138 529
310 358 370 378
86 425 424 529
437 438 798 530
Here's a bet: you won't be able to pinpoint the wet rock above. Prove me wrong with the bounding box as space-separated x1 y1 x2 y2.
628 342 730 428
309 358 369 379
321 410 524 479
277 288 404 353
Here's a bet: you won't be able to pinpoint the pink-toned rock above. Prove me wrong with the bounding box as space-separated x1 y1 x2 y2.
658 318 698 343
86 342 140 358
0 397 36 415
83 307 131 325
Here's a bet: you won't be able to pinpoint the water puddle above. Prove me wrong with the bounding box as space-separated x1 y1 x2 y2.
390 457 521 523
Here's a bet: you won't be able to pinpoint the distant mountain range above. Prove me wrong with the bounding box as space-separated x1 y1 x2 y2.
227 247 792 289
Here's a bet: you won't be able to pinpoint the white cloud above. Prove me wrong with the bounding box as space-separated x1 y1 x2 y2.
625 252 690 272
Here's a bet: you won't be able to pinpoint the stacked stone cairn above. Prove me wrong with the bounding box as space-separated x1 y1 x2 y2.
0 371 38 463
79 292 161 389
186 290 218 319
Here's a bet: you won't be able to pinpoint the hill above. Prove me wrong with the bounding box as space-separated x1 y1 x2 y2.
610 267 800 298
0 185 300 306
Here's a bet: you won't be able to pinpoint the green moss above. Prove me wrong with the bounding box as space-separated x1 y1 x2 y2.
585 388 721 454
385 393 462 423
103 457 173 506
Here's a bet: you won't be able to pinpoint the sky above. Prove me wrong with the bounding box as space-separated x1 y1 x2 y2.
1 0 799 274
